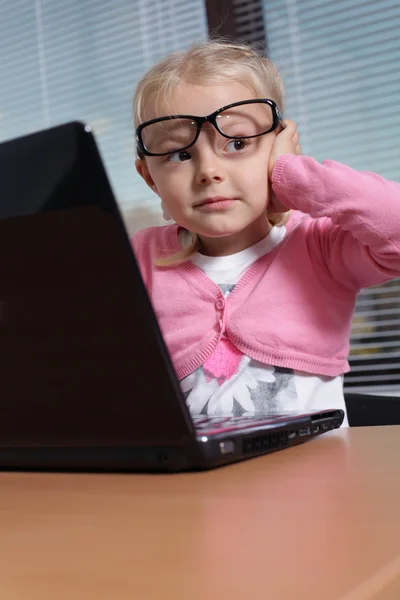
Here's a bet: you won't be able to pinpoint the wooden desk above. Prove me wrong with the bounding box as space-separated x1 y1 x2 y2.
1 427 400 600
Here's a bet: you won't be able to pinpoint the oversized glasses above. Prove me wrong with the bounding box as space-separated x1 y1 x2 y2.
135 99 283 157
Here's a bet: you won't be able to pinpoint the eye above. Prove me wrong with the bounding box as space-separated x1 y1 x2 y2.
225 139 250 153
167 150 192 163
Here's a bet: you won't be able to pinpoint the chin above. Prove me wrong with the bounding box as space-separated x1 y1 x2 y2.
195 219 242 238
198 227 239 239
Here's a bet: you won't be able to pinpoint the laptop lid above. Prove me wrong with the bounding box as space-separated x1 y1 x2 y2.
0 121 195 448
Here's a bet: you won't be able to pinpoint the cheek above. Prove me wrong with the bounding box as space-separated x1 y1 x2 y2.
157 179 182 205
238 145 271 187
253 150 272 189
152 177 188 218
149 167 185 196
246 165 269 193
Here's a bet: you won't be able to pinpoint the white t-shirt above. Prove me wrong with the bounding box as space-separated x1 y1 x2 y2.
179 227 349 426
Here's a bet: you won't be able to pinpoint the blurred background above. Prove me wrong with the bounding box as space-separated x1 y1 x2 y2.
1 0 399 396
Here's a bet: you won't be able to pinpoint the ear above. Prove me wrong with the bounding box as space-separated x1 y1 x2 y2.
135 159 159 196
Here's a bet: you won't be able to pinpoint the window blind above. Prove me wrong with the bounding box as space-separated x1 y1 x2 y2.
263 0 400 393
0 0 208 230
231 0 267 44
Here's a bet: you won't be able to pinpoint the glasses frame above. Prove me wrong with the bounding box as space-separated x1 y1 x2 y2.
135 98 283 157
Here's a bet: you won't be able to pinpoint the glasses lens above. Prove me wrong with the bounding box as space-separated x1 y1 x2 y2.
141 118 198 155
216 102 274 138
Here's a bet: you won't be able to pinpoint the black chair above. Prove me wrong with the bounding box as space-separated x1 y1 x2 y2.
345 392 400 427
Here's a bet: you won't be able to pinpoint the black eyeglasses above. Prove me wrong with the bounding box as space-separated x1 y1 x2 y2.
136 99 283 157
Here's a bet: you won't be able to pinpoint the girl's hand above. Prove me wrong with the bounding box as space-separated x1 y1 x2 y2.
267 120 301 215
268 120 301 179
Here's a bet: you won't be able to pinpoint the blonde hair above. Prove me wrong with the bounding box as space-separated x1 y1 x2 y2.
133 38 289 267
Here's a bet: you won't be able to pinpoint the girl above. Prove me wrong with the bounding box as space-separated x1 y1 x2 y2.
132 40 400 427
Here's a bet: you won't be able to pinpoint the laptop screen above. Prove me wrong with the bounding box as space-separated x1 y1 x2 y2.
0 122 193 447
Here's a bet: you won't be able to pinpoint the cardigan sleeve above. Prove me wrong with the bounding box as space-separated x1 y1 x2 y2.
272 154 400 290
130 228 152 291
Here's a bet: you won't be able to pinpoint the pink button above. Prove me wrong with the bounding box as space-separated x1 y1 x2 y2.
215 297 225 311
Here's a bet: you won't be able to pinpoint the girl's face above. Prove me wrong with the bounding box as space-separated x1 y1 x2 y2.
136 82 278 255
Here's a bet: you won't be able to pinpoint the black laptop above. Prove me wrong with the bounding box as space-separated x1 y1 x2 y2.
0 122 344 472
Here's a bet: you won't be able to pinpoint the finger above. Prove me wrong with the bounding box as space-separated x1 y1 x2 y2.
295 143 302 155
280 119 297 135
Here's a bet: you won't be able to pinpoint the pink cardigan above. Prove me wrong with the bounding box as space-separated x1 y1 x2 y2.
132 155 400 380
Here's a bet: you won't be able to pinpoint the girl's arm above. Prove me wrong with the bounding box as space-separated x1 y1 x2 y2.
269 122 400 290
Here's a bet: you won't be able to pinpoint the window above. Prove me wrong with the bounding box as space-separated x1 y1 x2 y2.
0 0 208 230
263 0 400 393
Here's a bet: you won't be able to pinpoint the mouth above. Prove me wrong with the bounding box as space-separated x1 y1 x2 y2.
194 196 237 210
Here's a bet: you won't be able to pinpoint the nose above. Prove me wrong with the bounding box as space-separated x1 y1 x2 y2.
195 144 225 186
196 156 225 185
